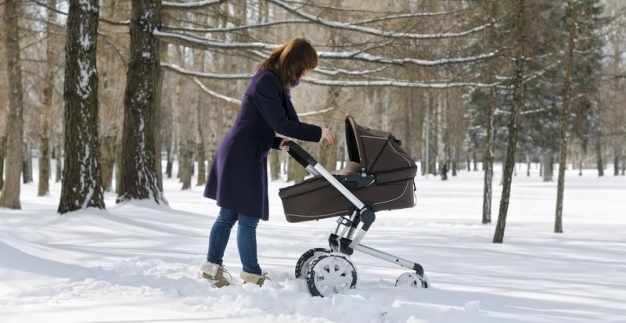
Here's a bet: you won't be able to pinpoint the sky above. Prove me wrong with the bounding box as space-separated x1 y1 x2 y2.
1 160 625 323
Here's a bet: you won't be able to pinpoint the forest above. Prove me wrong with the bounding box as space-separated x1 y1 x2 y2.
0 0 624 242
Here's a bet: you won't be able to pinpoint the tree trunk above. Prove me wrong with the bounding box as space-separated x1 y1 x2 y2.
318 97 339 171
578 160 583 176
441 95 451 181
206 99 218 180
195 53 206 186
440 163 448 180
555 2 577 234
269 150 280 181
0 136 5 190
0 0 25 209
55 142 63 182
423 92 437 176
473 151 478 171
196 142 206 186
58 0 105 213
97 0 124 195
613 153 619 176
22 142 33 184
452 155 457 177
117 0 166 204
100 135 115 192
482 0 498 225
494 0 526 244
38 0 56 197
526 153 530 177
115 139 122 193
482 86 496 224
542 154 553 182
405 88 415 161
179 140 193 190
596 138 603 177
165 136 173 179
38 120 51 193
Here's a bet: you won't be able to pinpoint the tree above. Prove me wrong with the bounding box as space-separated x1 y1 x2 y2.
116 0 166 205
58 0 105 213
482 0 500 224
554 2 578 233
494 0 527 244
38 0 58 197
0 0 25 209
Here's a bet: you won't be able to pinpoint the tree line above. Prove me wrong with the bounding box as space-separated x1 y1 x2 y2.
0 0 624 243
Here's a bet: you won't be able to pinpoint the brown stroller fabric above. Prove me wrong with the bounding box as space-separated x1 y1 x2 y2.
279 116 417 223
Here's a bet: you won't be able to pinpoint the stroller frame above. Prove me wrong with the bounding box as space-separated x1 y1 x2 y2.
285 141 427 284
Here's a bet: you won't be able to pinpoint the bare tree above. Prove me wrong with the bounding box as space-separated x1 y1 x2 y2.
38 0 58 197
555 1 579 234
195 49 207 187
58 0 105 213
494 0 527 244
98 0 129 193
482 0 500 225
0 0 25 209
116 0 166 204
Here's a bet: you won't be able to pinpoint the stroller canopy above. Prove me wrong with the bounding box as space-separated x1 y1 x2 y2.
344 115 416 184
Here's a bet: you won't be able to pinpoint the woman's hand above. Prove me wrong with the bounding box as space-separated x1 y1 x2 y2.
321 128 334 145
279 137 290 151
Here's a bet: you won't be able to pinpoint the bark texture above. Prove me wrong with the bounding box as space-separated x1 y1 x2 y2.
0 0 25 209
58 0 105 213
494 0 526 244
117 0 166 204
38 0 57 197
555 2 578 234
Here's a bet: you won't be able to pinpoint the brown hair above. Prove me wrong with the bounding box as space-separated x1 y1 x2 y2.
258 38 318 88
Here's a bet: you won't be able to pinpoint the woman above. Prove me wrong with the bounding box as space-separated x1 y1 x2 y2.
201 38 334 287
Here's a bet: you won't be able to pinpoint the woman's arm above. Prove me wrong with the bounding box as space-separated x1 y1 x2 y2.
252 73 322 143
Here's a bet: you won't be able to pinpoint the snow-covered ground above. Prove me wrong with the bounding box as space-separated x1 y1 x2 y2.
1 160 625 323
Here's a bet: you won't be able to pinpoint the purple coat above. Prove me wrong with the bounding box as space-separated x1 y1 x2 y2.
204 69 322 220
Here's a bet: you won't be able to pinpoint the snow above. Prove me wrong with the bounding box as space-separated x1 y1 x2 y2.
1 160 625 323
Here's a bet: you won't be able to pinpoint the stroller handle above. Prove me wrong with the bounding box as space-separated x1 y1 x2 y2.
285 141 318 168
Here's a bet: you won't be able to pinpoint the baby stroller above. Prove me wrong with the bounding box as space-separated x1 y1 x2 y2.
279 115 428 297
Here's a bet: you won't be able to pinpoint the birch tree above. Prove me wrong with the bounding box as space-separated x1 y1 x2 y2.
58 0 105 213
494 0 527 244
482 0 500 224
554 1 578 234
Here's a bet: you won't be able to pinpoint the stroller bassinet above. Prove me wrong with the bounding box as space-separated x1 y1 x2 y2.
279 115 417 223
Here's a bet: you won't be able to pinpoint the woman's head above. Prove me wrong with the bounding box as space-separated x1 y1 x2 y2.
258 38 318 88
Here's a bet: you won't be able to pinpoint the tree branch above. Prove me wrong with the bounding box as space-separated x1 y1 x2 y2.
155 29 499 67
268 0 491 40
162 0 227 10
164 61 498 89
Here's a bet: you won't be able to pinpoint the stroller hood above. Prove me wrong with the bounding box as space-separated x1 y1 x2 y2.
345 115 416 184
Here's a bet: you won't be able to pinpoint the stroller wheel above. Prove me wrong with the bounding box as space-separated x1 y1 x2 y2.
295 248 330 279
306 254 357 297
395 272 429 289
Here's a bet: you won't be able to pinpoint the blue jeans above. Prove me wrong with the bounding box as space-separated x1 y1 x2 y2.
207 208 262 275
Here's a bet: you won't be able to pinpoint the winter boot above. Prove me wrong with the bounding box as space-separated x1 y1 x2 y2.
240 271 269 287
200 262 231 288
